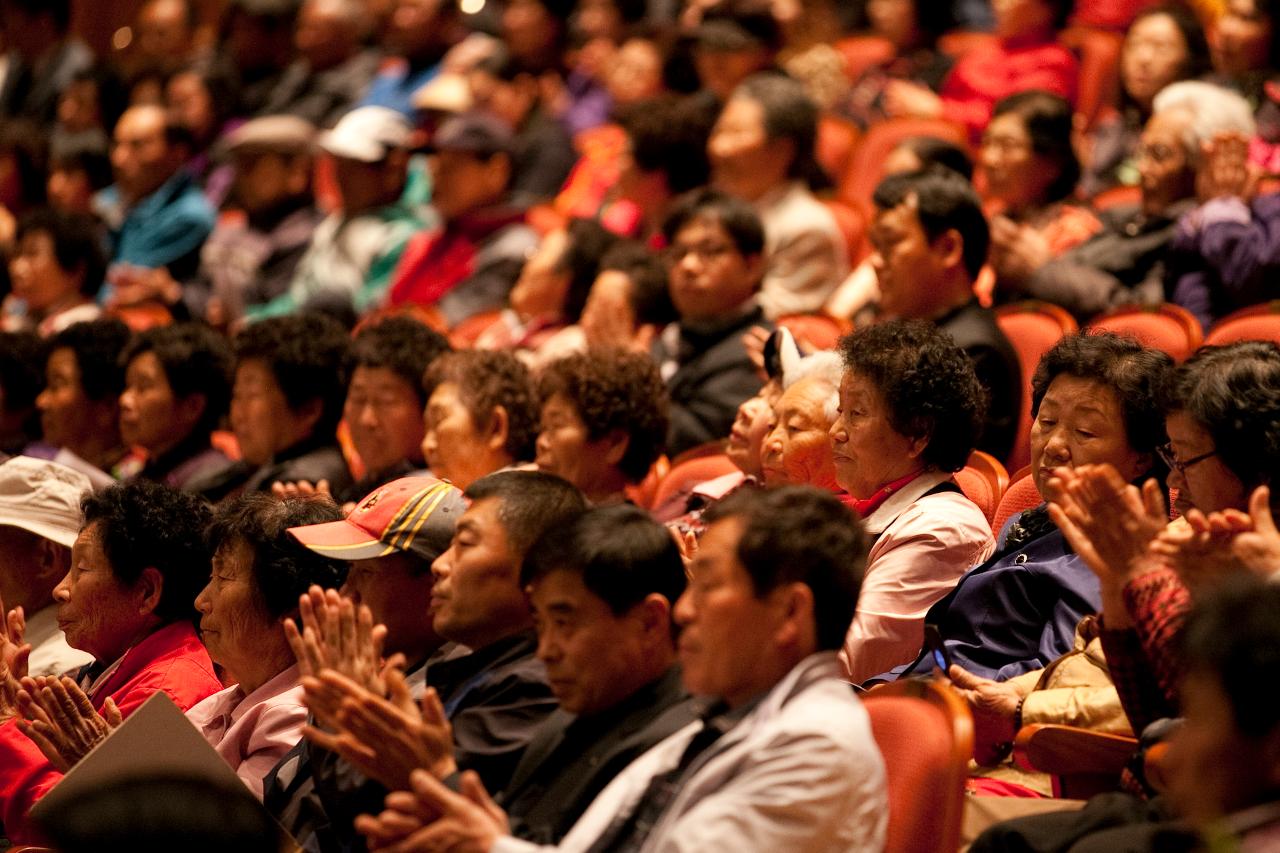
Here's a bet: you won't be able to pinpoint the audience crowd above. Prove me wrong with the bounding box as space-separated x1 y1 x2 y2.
4 0 1280 850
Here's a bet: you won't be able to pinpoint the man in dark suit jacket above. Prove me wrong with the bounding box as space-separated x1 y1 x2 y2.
867 167 1021 462
653 189 774 458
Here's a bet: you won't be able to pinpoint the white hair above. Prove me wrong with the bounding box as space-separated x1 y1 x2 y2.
1152 81 1257 163
781 350 842 423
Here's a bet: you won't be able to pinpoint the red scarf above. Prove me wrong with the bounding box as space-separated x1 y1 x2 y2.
850 469 925 519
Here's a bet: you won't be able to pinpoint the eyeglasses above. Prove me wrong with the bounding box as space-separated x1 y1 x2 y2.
663 242 735 266
1156 443 1217 475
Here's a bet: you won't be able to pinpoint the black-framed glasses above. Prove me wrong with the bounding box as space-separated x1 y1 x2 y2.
1156 443 1217 475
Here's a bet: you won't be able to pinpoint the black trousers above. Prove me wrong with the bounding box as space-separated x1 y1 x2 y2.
969 793 1201 853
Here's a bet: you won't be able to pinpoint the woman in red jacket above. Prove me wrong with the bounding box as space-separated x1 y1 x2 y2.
0 481 223 844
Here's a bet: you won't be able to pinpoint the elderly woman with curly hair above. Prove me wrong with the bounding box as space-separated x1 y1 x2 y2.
420 350 539 490
888 332 1174 686
832 320 997 684
535 350 669 505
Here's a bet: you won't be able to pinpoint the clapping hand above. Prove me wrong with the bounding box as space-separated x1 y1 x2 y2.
356 769 508 853
16 675 122 772
0 593 31 721
284 586 402 697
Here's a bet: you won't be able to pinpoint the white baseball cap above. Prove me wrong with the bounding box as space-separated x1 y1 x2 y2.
0 456 92 548
318 106 412 163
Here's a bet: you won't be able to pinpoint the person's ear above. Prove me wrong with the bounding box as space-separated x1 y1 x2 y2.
135 566 165 617
293 396 325 438
485 404 511 454
603 430 630 468
904 431 929 462
934 228 965 271
744 252 767 290
772 581 815 652
36 538 72 587
635 593 672 639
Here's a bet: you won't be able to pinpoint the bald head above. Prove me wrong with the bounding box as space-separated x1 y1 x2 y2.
111 105 188 204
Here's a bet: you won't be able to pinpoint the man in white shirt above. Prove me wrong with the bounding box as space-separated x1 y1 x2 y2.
355 485 889 853
0 455 93 678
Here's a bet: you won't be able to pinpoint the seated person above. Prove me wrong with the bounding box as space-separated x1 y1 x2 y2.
45 136 114 216
309 504 697 845
265 476 466 847
1161 89 1280 331
979 92 1102 302
888 332 1173 683
259 0 381 128
475 217 619 361
119 323 235 494
840 0 956 130
0 331 43 455
971 580 1280 852
207 313 353 499
0 481 223 843
883 0 1078 142
2 208 104 336
179 115 325 325
653 188 772 458
757 350 843 495
248 106 430 321
95 105 215 296
16 494 350 799
339 316 451 501
867 168 1021 462
358 0 465 118
1022 82 1236 320
1079 6 1210 198
468 49 577 206
579 240 678 354
710 73 849 318
355 486 888 853
27 318 135 487
690 0 780 103
386 112 539 327
834 321 996 684
535 351 668 505
0 457 94 678
421 350 539 489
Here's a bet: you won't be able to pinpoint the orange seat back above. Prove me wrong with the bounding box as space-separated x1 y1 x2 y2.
816 114 862 195
864 679 973 853
625 454 670 509
834 34 896 81
1087 303 1203 362
776 313 851 353
840 118 971 218
954 450 1010 527
992 467 1044 536
1205 301 1280 347
995 302 1078 473
650 454 741 513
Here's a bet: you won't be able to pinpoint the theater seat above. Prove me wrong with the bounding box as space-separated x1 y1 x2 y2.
1087 303 1203 362
838 118 971 218
1205 301 1280 346
992 467 1043 536
776 313 851 352
834 34 896 81
955 450 1011 527
624 455 669 509
864 677 973 853
650 454 740 514
816 114 862 196
994 301 1079 474
1013 723 1138 799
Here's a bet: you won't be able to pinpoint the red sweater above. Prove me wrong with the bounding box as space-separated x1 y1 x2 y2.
0 621 221 843
941 34 1079 142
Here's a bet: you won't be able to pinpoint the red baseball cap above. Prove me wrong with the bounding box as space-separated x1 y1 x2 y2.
288 477 465 562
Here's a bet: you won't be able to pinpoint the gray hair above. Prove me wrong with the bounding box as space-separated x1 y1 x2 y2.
1152 81 1256 164
782 350 841 422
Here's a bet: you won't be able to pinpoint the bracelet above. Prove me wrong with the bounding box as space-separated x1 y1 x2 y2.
1014 696 1026 732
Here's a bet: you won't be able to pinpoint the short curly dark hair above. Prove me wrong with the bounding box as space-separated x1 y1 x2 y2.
422 350 538 463
47 318 132 402
121 323 233 443
234 313 350 441
537 350 669 483
1165 341 1280 493
205 493 349 619
81 481 214 625
1031 332 1173 470
350 316 452 407
838 320 987 473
